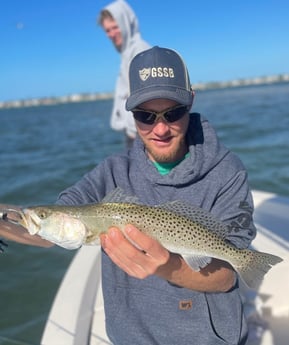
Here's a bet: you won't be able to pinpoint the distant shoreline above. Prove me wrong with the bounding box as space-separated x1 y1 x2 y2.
1 74 288 110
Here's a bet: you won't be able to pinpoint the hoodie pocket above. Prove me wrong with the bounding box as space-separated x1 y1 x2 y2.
204 290 246 344
105 284 233 345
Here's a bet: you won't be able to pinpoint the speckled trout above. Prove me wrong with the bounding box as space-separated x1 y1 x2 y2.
9 188 282 288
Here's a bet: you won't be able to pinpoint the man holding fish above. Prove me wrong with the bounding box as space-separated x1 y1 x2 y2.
0 46 282 344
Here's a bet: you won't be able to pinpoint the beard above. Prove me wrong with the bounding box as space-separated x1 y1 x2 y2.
144 136 188 163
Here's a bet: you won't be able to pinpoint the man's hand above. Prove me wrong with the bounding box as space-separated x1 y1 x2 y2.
100 225 170 279
100 224 236 292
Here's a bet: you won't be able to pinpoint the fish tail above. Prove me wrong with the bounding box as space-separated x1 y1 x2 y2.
233 250 283 289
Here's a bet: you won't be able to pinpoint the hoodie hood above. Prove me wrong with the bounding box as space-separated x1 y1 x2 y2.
104 0 140 52
131 113 231 187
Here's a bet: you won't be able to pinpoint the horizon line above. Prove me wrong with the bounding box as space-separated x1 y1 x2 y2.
1 73 288 110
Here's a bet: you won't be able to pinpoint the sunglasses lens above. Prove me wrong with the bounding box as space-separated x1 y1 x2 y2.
133 105 188 125
133 111 156 124
164 106 188 122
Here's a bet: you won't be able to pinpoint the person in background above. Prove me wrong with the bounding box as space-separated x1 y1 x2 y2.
98 0 150 148
0 46 257 344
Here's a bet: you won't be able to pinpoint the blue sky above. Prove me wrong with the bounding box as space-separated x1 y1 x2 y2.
1 0 288 101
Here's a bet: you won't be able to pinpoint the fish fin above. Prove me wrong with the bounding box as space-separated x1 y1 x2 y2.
233 250 283 289
158 201 228 238
102 187 141 204
182 255 212 271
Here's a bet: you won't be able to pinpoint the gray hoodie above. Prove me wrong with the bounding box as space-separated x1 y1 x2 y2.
103 0 150 138
58 114 255 345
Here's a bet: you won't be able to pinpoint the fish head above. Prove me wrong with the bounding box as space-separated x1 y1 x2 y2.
19 206 87 249
18 207 49 234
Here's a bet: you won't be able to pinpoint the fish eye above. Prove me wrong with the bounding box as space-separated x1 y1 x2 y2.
38 210 47 219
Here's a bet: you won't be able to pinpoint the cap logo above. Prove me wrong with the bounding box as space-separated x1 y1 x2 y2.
139 68 151 81
139 67 175 82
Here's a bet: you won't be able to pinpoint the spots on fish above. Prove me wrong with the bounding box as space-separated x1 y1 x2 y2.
16 193 283 289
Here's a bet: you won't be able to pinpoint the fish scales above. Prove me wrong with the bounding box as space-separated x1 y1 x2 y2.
86 203 227 256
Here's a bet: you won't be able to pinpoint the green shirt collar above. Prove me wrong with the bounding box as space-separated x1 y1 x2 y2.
152 153 189 175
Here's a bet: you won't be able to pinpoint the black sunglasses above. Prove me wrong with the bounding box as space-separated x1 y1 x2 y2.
132 105 189 125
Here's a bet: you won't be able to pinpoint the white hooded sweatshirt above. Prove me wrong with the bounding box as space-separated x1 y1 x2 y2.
103 0 150 138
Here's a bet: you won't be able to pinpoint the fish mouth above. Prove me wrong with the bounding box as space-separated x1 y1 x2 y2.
0 208 39 233
0 208 27 226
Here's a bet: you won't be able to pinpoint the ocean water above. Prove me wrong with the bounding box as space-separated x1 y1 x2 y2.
0 83 288 344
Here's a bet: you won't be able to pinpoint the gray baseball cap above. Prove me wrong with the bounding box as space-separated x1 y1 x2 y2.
126 46 193 111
